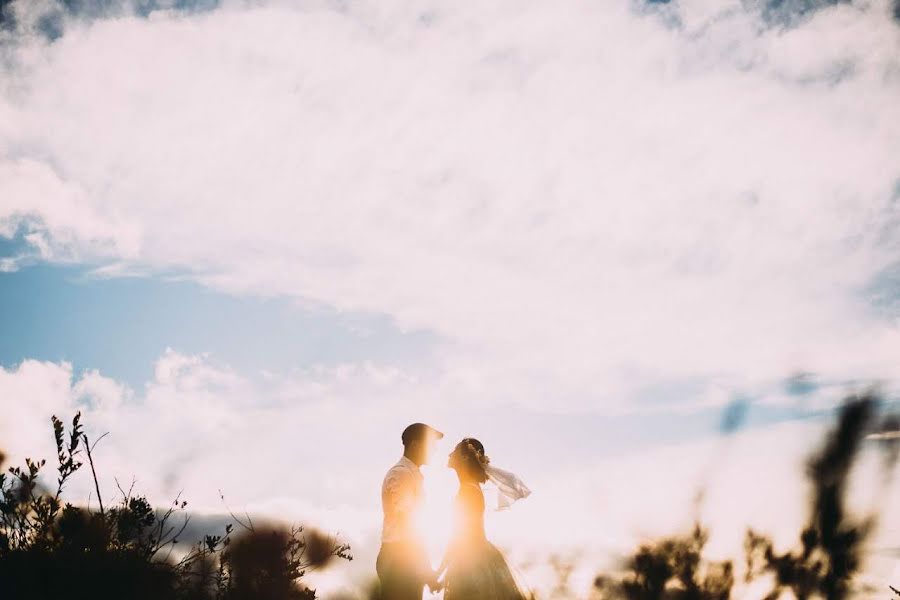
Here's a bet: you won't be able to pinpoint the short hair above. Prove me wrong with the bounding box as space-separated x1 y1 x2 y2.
401 422 444 447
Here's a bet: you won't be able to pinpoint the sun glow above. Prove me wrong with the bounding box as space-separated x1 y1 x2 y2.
417 463 459 566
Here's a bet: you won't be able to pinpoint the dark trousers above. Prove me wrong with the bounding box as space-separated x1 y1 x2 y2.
376 541 428 600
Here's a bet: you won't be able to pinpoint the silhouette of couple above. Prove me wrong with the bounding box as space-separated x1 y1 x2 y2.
377 423 532 600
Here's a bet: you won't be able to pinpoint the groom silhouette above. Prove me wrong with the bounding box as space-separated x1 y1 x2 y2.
377 423 443 600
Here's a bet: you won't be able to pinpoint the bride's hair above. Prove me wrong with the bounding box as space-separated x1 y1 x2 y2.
455 438 490 483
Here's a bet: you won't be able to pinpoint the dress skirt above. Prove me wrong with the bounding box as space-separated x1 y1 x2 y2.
444 539 530 600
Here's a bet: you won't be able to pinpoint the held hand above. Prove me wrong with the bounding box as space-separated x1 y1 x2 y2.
426 570 444 594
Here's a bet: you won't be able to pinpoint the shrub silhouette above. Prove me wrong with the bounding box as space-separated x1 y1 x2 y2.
0 412 351 600
594 393 898 600
743 394 883 600
593 524 734 600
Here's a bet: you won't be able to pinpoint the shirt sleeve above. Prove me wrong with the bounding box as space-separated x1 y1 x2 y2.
385 468 418 515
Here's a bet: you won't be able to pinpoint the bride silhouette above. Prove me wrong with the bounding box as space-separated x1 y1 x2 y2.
436 438 532 600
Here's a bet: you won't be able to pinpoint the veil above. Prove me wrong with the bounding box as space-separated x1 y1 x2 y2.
484 464 532 510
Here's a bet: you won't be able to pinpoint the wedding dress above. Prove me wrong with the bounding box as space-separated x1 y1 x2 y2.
442 481 531 600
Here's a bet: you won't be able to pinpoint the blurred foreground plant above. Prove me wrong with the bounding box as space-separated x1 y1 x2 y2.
593 393 898 600
0 412 351 600
743 395 883 600
593 524 733 600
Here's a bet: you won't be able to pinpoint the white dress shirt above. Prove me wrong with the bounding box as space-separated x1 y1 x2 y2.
381 456 424 544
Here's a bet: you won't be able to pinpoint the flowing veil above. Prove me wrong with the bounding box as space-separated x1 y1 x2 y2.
485 464 532 510
485 464 535 599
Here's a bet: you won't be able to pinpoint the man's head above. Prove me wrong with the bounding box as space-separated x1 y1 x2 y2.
401 422 444 466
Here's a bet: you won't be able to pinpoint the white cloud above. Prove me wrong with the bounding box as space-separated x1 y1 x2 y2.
1 1 899 411
73 367 130 410
0 359 79 464
0 158 141 262
0 350 443 512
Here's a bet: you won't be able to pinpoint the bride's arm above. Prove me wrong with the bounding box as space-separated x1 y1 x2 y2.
435 510 466 581
436 528 463 581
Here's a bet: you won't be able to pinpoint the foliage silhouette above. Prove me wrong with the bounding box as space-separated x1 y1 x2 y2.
593 523 733 600
743 394 884 600
0 412 351 600
593 393 898 600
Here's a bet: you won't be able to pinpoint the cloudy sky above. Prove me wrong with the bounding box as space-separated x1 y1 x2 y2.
2 0 900 596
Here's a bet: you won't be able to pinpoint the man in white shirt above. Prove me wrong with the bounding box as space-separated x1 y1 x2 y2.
377 422 443 600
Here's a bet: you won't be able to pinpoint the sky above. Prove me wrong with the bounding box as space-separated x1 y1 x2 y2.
1 0 900 597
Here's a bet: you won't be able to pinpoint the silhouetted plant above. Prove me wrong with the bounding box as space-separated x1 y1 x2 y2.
0 412 351 600
593 392 898 600
594 523 733 600
743 394 883 600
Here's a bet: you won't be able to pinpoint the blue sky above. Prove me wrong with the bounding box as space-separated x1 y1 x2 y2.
0 260 437 387
2 0 900 595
